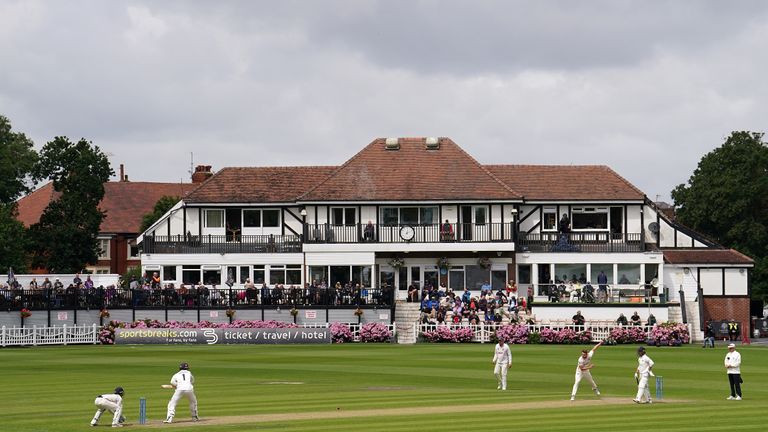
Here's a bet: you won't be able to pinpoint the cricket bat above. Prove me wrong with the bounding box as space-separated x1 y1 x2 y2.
161 384 174 389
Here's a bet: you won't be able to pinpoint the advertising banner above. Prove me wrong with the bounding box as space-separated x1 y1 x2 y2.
115 328 331 345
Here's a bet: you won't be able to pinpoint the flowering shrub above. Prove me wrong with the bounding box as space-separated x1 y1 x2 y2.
329 322 354 343
421 326 474 343
647 322 689 346
98 319 298 344
609 326 648 343
492 324 529 344
20 308 31 318
539 327 591 344
359 322 392 343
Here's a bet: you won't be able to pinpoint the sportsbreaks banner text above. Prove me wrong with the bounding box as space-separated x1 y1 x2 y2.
115 328 331 344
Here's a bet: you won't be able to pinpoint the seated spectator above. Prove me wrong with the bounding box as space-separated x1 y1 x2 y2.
440 219 454 241
619 274 630 284
568 281 582 303
572 310 585 326
616 313 629 326
461 288 471 304
548 285 560 303
646 314 657 327
468 310 480 325
363 220 375 241
630 311 641 326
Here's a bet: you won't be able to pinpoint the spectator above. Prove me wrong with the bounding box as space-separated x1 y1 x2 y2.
646 314 657 327
572 310 585 327
727 321 740 341
703 321 715 348
617 313 629 326
596 271 609 303
630 311 642 326
526 286 534 313
619 274 630 284
461 288 471 304
363 220 375 241
558 213 571 233
440 219 454 241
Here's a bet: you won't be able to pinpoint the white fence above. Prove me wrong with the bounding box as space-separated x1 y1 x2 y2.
416 321 692 344
1 324 100 347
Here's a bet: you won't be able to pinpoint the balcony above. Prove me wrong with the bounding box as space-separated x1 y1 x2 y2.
303 222 514 244
517 231 645 253
142 234 302 254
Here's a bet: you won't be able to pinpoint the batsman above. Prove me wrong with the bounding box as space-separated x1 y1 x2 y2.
164 362 199 423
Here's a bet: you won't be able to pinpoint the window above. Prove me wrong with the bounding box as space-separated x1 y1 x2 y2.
554 264 587 283
543 208 557 231
182 265 201 285
466 265 490 291
474 207 487 225
270 265 286 285
590 264 612 286
127 239 140 259
352 265 372 287
253 265 265 285
243 209 280 228
617 264 640 285
97 238 110 260
162 266 177 281
205 209 224 228
268 265 301 286
203 267 221 285
243 210 261 227
331 208 356 226
380 207 439 225
518 264 531 284
309 266 328 285
491 270 506 291
571 207 608 230
449 267 465 291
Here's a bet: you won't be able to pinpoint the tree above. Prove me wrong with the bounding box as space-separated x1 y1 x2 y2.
140 195 181 233
28 137 113 273
671 131 768 300
0 115 38 272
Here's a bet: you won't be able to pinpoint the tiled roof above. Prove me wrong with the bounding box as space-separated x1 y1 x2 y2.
17 181 195 234
485 165 645 201
184 166 338 203
300 138 522 201
663 249 754 265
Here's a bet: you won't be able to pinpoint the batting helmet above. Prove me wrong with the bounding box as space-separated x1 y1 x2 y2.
637 346 646 355
114 387 125 396
179 362 190 370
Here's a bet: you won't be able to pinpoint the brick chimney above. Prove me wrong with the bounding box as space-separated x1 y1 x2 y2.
192 165 213 184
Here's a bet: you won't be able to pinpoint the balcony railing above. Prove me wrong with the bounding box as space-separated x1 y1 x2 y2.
304 222 514 244
517 231 644 253
143 234 302 254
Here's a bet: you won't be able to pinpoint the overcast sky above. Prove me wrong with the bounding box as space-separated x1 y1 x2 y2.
2 1 767 202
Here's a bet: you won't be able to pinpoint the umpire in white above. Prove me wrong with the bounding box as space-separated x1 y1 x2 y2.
90 386 125 427
164 362 199 423
492 339 512 390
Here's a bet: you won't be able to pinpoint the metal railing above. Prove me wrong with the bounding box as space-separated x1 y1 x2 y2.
1 324 99 347
304 222 514 244
143 234 303 254
533 283 667 303
0 287 395 311
517 231 644 253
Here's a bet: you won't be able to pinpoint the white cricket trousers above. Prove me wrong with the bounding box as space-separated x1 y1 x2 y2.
571 371 597 396
92 397 122 425
636 376 651 402
167 389 198 418
494 363 509 390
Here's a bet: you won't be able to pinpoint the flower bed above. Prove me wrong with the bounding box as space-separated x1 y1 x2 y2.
99 319 298 344
538 327 592 344
359 322 392 343
492 324 529 344
329 322 354 343
609 326 648 344
421 326 474 343
646 322 690 346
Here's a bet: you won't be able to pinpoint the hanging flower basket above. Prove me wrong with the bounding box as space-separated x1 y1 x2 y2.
354 307 364 317
20 308 31 319
225 309 236 318
99 309 111 319
436 257 450 269
477 257 492 269
290 308 299 317
388 257 405 269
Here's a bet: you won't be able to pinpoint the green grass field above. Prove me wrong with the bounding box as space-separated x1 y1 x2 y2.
0 342 765 431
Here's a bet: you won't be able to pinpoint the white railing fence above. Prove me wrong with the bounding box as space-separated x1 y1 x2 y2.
1 324 100 347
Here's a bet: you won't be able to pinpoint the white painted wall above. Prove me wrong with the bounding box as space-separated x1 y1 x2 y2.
305 252 375 266
518 205 538 233
700 268 723 295
725 268 748 296
627 205 642 233
530 305 669 323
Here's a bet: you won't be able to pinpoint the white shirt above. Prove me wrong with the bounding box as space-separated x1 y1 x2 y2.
637 354 655 377
576 351 594 373
725 350 741 374
97 393 123 406
170 370 195 391
493 343 512 366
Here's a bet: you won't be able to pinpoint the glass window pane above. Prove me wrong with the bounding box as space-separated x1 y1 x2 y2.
465 265 489 291
253 267 265 285
449 269 465 291
590 264 613 286
491 270 506 291
262 210 279 227
380 270 394 290
240 266 249 284
518 264 531 284
543 210 557 231
420 207 437 225
398 267 408 291
286 269 302 285
475 207 487 225
345 208 356 226
309 266 328 285
572 211 608 230
382 208 398 226
424 270 438 289
205 210 224 228
203 269 221 285
554 264 587 283
182 269 199 285
401 208 418 225
243 210 261 227
332 208 344 225
162 266 177 281
331 266 351 287
617 264 641 285
270 268 285 285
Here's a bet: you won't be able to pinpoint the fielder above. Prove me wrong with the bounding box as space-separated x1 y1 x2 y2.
164 362 199 424
570 341 603 400
90 386 125 427
492 339 512 390
633 346 655 404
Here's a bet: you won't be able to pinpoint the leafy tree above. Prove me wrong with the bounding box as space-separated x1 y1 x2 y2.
28 137 113 273
0 115 38 272
140 195 181 233
671 131 768 300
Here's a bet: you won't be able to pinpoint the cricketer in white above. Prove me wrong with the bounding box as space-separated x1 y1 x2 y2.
492 340 512 390
571 341 603 400
90 386 125 427
633 346 655 404
164 362 199 423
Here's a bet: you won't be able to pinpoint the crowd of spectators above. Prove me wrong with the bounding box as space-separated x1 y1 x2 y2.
416 281 529 327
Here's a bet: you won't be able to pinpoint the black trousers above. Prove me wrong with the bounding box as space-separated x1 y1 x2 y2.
728 373 742 397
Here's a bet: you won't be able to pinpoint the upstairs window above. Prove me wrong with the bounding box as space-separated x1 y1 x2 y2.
97 238 110 260
242 209 280 228
204 209 224 228
380 207 439 225
571 207 608 230
331 208 356 226
542 208 557 231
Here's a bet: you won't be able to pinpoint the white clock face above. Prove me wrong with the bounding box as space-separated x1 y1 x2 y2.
400 225 415 241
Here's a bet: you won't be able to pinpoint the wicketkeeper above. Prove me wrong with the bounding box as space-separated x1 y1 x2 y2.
90 386 126 427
